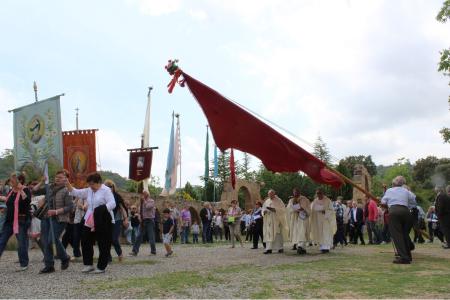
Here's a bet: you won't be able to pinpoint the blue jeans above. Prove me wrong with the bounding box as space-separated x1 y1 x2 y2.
181 226 190 243
41 218 68 267
0 219 31 267
112 220 123 256
132 219 156 254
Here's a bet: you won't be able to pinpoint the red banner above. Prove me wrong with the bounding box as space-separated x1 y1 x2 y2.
129 149 153 181
62 130 97 188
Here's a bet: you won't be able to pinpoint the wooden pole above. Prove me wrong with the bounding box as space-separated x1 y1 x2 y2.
326 166 380 201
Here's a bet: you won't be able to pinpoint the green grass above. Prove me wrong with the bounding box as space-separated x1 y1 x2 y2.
86 271 223 298
84 244 450 299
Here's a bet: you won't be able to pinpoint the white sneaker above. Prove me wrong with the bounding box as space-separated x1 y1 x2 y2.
91 268 105 274
82 265 95 273
17 266 28 272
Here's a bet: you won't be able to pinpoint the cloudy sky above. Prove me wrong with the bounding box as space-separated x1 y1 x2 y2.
1 0 449 186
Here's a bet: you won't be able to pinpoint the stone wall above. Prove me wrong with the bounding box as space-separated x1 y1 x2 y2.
351 164 372 205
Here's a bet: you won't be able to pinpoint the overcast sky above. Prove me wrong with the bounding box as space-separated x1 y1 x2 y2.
1 0 449 186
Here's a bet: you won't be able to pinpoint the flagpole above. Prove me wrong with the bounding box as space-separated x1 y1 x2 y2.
175 113 181 190
142 86 152 193
33 81 38 102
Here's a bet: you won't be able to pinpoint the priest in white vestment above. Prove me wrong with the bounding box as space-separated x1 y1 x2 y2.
287 188 311 254
262 189 288 254
310 188 336 253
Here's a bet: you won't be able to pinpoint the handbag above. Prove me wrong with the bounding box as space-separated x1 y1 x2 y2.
84 213 95 231
227 216 235 224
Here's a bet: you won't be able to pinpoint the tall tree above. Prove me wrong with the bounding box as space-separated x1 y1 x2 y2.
437 1 450 143
313 135 332 165
237 152 255 181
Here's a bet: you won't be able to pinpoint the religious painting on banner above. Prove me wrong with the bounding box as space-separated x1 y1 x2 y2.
62 130 97 188
12 96 63 172
129 149 153 182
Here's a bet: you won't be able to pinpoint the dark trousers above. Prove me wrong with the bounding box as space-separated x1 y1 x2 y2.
440 216 450 246
224 225 231 241
367 221 381 244
413 220 425 243
252 220 264 249
428 222 444 242
389 205 413 261
111 220 123 256
173 220 178 242
382 224 391 243
62 223 73 250
246 226 253 241
81 223 112 270
351 223 365 244
346 223 353 243
133 219 156 254
62 223 82 257
214 226 223 240
41 218 68 268
0 220 30 267
334 221 346 246
202 221 213 243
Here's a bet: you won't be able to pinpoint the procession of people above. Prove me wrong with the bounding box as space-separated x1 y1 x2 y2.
1 169 449 275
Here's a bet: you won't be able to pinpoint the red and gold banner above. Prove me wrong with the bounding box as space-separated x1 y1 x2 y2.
129 149 153 181
62 130 97 188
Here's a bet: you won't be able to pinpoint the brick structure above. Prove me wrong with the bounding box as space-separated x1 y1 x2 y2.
351 164 372 205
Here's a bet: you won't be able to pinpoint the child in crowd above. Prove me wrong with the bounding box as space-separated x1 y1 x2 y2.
129 205 140 245
192 221 200 244
162 208 174 257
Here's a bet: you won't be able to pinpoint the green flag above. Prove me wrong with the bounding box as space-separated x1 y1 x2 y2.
204 126 209 181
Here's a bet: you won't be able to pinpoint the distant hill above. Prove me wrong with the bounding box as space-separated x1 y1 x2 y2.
98 170 129 190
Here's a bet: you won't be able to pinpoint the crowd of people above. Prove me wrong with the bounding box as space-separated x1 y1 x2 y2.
0 171 449 274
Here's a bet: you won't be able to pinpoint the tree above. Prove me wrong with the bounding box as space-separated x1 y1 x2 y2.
0 149 14 179
339 155 377 176
255 164 318 202
413 156 440 183
383 158 413 187
331 162 353 200
436 1 450 143
215 149 231 193
313 136 332 165
183 181 197 200
237 152 255 181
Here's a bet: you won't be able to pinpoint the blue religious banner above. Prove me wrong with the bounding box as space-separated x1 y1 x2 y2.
12 96 63 172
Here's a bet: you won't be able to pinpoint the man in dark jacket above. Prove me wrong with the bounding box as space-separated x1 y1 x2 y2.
200 202 213 243
435 185 450 249
350 200 365 245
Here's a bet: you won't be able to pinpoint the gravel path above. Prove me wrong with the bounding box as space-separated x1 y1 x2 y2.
0 241 448 298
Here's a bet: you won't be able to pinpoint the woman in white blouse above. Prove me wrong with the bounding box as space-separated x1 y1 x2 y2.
66 172 116 274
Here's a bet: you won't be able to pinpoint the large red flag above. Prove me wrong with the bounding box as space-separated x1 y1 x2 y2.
180 72 344 189
62 130 97 188
230 149 236 190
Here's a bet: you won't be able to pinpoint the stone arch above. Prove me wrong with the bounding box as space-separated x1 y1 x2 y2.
220 178 261 211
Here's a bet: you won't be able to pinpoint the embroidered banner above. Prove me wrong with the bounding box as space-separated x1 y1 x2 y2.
62 130 97 188
129 149 153 182
12 96 63 172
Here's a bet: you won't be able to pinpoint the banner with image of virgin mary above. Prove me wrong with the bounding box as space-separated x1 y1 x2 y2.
12 96 63 172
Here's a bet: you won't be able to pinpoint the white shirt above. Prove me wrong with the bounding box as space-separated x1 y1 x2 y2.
70 184 116 224
381 186 417 208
